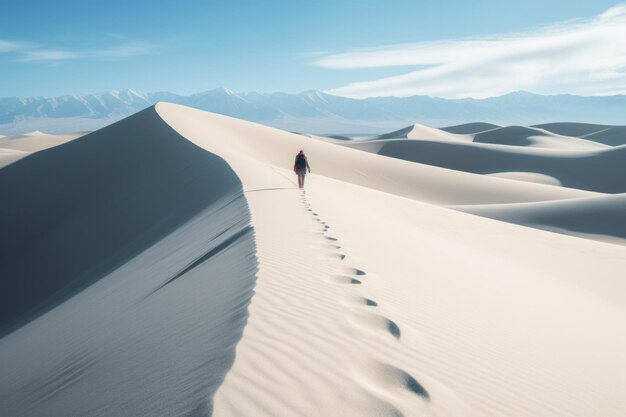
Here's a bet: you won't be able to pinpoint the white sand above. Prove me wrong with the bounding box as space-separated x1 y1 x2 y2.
0 148 29 168
0 131 87 152
1 103 625 417
373 123 607 149
440 122 501 134
486 171 563 186
374 123 475 143
341 137 626 193
0 131 88 168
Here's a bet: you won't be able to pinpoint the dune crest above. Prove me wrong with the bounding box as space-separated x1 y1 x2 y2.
0 106 258 416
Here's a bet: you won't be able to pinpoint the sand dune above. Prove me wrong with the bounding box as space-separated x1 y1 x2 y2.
343 138 626 193
440 122 501 134
374 123 473 143
0 131 87 168
1 103 625 417
0 131 86 152
0 107 257 416
373 123 607 150
456 193 626 244
0 148 28 168
157 103 592 205
156 103 626 416
472 125 608 149
535 122 626 146
487 171 563 186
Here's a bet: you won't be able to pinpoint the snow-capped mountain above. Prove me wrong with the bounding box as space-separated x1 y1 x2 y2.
1 88 626 134
0 89 152 122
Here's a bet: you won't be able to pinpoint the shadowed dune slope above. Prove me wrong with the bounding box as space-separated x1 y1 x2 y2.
472 125 607 149
343 139 626 193
0 106 244 334
0 105 258 417
535 123 626 146
457 193 626 244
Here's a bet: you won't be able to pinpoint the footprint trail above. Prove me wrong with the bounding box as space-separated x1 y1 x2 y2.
299 190 430 414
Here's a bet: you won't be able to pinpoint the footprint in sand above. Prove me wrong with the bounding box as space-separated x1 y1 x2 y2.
340 267 366 276
348 311 401 339
342 295 378 307
319 251 346 261
329 276 362 285
353 360 430 401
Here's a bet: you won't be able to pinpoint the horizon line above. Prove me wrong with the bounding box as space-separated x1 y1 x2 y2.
3 88 626 101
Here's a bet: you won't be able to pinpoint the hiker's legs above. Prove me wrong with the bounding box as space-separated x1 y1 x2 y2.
301 174 306 188
297 174 304 189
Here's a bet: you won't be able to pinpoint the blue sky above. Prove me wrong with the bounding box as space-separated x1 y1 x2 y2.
0 0 624 98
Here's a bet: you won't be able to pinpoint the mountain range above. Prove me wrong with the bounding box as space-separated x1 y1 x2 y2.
1 88 626 135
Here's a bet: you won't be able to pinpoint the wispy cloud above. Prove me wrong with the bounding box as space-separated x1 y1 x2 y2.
21 49 81 61
92 42 155 59
20 41 156 62
0 40 33 53
315 5 626 98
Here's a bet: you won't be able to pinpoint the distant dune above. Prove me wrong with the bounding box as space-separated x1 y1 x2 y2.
1 104 625 417
440 122 502 134
473 125 608 149
342 122 626 193
0 131 86 153
535 122 626 146
374 123 473 143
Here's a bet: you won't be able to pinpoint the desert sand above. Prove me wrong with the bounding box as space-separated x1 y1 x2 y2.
1 103 625 417
0 131 87 168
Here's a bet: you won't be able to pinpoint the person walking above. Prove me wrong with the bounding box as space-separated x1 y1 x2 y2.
293 150 311 189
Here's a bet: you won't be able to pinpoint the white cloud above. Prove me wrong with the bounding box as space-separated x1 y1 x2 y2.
315 5 626 98
20 42 155 62
92 42 154 59
21 49 82 61
0 40 32 53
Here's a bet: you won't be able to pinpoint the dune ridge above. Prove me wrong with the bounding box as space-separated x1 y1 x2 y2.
440 122 501 134
0 106 258 416
156 103 592 205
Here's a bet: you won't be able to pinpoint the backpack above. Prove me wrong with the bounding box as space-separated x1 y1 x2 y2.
295 154 307 169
